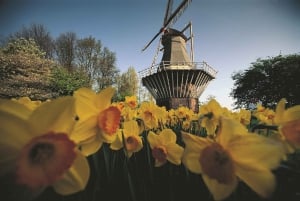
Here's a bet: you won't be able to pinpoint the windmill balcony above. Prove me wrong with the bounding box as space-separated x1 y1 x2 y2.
139 61 217 112
139 61 217 78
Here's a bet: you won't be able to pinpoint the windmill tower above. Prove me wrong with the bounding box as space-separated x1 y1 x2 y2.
139 0 217 112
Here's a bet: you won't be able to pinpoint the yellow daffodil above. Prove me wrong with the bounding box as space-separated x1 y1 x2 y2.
232 109 251 126
147 129 184 167
182 117 285 201
253 104 276 125
72 87 121 156
182 120 191 131
275 98 300 148
110 120 143 158
125 95 138 109
198 99 223 135
120 105 138 122
166 109 178 127
138 101 161 130
0 97 90 200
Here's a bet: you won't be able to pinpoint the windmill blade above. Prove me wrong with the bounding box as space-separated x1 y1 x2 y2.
164 0 191 28
142 30 162 51
142 0 192 51
163 0 173 26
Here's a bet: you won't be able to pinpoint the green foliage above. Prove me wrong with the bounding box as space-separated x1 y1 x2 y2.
50 67 91 96
115 66 138 101
231 54 300 109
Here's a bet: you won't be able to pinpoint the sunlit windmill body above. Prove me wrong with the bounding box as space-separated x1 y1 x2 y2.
139 0 217 112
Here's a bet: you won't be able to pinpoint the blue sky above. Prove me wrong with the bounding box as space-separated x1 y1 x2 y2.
1 0 300 108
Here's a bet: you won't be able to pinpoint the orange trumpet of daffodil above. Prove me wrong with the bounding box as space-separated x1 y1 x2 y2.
0 97 90 200
182 117 286 201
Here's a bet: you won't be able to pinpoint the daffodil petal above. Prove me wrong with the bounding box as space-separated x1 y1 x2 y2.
235 163 276 198
218 117 248 147
29 96 77 135
0 110 34 147
95 87 115 111
52 152 90 195
0 99 32 119
275 98 286 124
229 134 285 169
166 143 184 165
74 88 99 119
79 135 103 156
147 131 160 149
159 128 177 144
110 131 123 150
0 111 35 175
71 115 98 143
202 174 238 201
123 120 139 137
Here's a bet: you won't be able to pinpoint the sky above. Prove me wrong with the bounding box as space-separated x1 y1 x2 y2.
1 0 300 109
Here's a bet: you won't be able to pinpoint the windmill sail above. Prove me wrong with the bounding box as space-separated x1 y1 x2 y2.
142 0 191 51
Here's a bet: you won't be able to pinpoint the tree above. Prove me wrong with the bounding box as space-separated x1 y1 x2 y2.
10 23 55 58
0 38 58 100
55 32 77 72
75 36 101 81
50 67 91 96
230 54 300 109
116 66 139 101
96 47 119 90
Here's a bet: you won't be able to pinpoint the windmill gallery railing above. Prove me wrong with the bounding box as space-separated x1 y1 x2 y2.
139 61 217 78
139 61 217 100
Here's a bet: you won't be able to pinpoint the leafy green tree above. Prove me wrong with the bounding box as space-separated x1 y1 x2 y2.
230 54 300 109
116 66 138 100
0 38 57 100
50 67 91 96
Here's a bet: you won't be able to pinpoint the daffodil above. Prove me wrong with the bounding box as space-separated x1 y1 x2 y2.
275 98 300 148
231 109 251 126
138 101 161 130
253 104 276 125
125 95 138 109
147 128 184 167
72 87 121 156
182 117 285 201
120 104 138 122
110 120 143 158
198 99 223 135
0 97 90 200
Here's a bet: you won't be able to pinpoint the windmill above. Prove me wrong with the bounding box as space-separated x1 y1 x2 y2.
139 0 217 112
